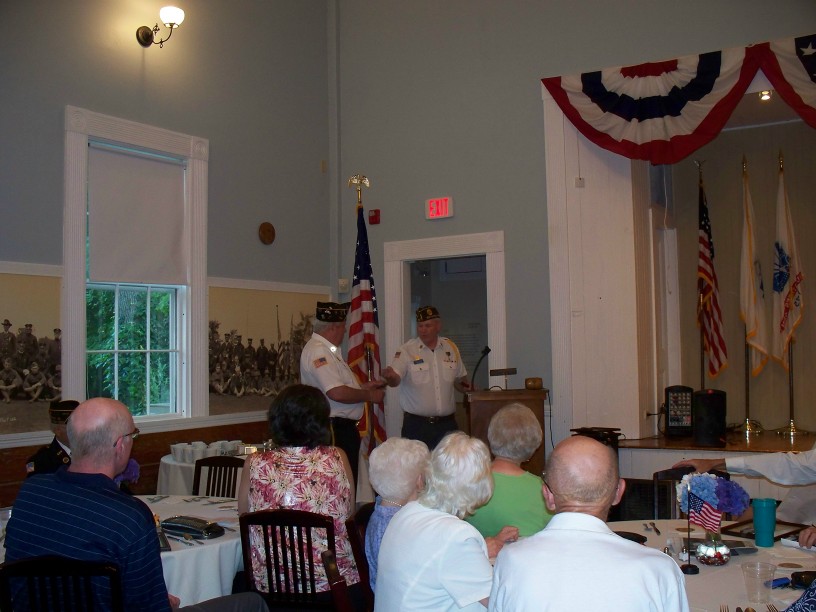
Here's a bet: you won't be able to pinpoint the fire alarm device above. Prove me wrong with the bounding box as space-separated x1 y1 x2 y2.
425 197 454 220
368 209 380 224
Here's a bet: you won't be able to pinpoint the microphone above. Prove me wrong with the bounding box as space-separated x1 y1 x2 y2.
470 346 491 390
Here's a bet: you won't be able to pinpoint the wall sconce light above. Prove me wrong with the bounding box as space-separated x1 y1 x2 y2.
759 90 772 101
136 6 185 49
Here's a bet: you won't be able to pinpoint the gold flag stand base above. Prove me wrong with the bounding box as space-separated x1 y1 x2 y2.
773 420 812 437
736 419 763 436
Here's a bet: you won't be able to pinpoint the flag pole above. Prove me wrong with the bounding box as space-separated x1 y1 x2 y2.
737 157 762 436
774 338 810 437
739 331 762 435
695 161 706 389
681 482 699 575
771 153 809 438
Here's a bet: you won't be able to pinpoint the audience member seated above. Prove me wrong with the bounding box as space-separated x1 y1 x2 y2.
237 384 362 607
375 432 517 611
467 403 553 538
488 435 688 611
5 397 268 612
25 399 79 476
365 437 430 591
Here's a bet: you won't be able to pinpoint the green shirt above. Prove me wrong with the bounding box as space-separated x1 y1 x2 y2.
467 471 553 538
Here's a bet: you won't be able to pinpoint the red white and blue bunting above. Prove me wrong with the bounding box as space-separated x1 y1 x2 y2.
542 34 816 165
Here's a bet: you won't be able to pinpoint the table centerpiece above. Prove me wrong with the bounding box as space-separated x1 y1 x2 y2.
676 472 750 566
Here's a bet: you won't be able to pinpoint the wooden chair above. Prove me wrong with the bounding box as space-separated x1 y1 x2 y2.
0 555 123 612
320 550 354 612
239 509 337 610
653 466 730 520
344 502 375 612
192 455 245 497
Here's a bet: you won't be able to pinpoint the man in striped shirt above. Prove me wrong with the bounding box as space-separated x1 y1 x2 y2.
4 397 267 612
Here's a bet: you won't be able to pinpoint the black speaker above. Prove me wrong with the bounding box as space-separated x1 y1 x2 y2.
692 389 726 447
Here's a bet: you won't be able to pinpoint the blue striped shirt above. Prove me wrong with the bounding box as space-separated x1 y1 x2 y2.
4 467 170 611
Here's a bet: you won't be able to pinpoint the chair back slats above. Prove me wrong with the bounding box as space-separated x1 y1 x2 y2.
0 555 123 612
192 455 245 497
239 509 338 609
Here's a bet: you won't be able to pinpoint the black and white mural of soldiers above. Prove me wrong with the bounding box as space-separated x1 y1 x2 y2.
17 323 39 364
0 319 16 360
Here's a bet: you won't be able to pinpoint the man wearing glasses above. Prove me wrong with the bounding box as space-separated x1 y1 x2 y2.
4 397 267 612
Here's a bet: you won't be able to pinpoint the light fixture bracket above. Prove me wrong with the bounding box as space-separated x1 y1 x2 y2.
136 25 158 47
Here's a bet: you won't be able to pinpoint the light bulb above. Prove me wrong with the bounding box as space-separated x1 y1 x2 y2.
160 6 185 28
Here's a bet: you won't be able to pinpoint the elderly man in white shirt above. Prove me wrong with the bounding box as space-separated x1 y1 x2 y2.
489 435 689 612
300 301 384 485
382 305 472 449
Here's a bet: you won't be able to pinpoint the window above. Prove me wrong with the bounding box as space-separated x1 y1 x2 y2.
86 283 181 416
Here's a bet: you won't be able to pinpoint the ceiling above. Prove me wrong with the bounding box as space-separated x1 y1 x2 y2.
724 89 803 129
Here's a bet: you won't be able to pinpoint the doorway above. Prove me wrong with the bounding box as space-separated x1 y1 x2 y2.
382 231 507 437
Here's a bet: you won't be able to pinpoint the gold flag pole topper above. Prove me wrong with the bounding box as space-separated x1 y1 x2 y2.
348 174 370 206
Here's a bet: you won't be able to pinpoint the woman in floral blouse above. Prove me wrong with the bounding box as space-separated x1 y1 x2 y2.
237 383 361 605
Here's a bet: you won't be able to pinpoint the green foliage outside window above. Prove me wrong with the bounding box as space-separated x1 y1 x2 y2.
86 284 176 416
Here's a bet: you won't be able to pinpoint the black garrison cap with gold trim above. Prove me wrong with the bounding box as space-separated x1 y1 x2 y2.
49 399 80 425
416 305 440 322
316 301 351 323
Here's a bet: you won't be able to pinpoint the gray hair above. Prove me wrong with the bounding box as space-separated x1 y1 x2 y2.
419 432 493 519
487 403 542 463
312 319 341 335
67 403 131 463
369 437 430 501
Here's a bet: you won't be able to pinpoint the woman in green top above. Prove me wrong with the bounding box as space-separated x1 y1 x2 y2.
467 403 553 537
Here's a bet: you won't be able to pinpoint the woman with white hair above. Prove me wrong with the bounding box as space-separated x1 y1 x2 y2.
365 437 430 591
467 403 553 537
375 432 502 611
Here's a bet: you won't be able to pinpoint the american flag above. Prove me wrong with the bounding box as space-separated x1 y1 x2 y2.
688 490 722 533
347 204 386 456
697 179 728 377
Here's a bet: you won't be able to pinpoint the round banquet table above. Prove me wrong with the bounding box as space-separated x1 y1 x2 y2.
141 495 243 607
611 519 816 612
157 455 196 496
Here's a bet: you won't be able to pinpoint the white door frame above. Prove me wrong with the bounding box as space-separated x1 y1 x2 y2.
382 231 507 437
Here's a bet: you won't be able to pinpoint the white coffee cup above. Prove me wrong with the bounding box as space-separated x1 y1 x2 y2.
192 446 206 462
170 443 186 462
183 445 195 463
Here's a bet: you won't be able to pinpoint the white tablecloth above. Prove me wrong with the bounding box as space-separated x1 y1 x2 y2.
143 495 243 607
157 455 195 495
612 519 816 611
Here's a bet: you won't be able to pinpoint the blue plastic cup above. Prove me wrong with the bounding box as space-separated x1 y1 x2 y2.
752 498 777 547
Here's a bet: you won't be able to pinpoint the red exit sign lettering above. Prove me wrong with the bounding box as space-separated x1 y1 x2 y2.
425 196 454 220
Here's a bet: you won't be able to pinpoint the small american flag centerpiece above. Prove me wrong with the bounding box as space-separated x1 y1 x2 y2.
677 472 750 566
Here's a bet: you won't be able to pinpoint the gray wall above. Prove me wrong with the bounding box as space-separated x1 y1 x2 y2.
0 0 330 284
2 0 815 402
334 0 816 394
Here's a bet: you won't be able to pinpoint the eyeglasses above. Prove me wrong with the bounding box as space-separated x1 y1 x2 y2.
114 427 140 447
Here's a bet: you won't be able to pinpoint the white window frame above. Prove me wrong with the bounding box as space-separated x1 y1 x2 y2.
86 282 181 417
63 105 209 423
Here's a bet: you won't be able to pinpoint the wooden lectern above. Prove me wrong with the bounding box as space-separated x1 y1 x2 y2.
464 389 549 476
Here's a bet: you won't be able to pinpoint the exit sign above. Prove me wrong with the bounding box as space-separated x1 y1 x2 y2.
425 196 454 220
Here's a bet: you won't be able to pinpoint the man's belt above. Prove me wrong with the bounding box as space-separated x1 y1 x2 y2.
404 412 456 425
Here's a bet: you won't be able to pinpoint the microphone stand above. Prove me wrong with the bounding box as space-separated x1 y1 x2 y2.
471 346 491 389
681 482 699 575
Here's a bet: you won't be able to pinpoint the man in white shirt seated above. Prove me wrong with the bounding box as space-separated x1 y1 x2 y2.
489 435 689 612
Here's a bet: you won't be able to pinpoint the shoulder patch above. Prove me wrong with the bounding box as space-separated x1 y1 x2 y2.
313 357 328 368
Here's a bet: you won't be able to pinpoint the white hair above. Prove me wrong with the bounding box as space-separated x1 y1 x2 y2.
419 432 493 519
487 403 542 463
369 437 430 501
